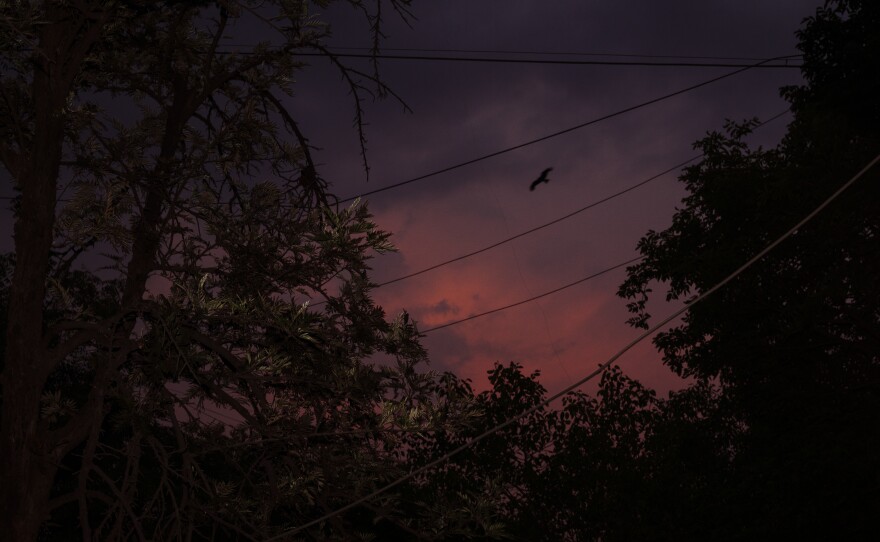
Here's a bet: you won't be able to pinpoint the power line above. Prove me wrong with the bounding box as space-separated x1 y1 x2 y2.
177 44 805 67
6 112 793 331
327 46 802 62
13 44 801 68
278 51 803 69
309 109 790 310
0 60 791 206
419 256 643 333
378 159 697 288
337 55 795 204
269 151 880 540
374 109 789 288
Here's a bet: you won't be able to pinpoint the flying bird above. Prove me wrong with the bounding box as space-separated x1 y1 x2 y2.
529 167 553 191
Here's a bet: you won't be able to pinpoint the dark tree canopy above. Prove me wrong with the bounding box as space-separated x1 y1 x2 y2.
0 1 475 541
4 1 878 541
304 4 880 539
395 362 739 542
617 0 880 537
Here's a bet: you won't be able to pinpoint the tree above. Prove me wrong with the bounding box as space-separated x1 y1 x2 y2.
617 0 880 536
0 1 460 540
399 363 557 540
397 362 740 542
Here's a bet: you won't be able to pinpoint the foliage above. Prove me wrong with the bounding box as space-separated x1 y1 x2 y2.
0 1 477 540
397 363 741 542
617 0 880 537
5 1 879 540
391 2 880 540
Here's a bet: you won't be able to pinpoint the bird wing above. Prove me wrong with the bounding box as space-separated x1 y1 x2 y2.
529 168 553 190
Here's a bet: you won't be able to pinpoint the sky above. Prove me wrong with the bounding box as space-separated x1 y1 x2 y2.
0 1 826 398
279 1 825 395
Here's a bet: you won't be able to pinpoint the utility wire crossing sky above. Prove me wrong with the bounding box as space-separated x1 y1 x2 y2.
274 150 880 540
336 55 796 203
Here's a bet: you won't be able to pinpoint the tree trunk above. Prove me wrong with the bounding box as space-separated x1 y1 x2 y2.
0 123 64 542
1 6 83 539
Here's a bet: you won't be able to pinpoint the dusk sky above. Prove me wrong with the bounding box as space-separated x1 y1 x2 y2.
0 1 825 395
285 1 824 394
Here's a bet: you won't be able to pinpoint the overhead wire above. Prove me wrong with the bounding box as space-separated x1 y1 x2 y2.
376 158 697 287
5 59 797 340
419 256 644 333
327 46 801 62
307 109 791 312
336 55 798 203
374 108 790 288
278 51 803 69
223 43 801 62
5 109 792 336
216 43 802 66
0 58 795 205
269 150 880 540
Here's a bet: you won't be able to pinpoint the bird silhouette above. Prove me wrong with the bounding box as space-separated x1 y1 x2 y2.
530 167 553 191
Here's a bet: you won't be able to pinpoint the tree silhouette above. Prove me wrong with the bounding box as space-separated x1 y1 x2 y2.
0 1 468 540
398 2 880 539
396 362 740 541
618 0 880 537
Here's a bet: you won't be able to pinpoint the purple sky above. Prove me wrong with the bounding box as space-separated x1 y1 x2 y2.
287 1 822 393
0 1 824 396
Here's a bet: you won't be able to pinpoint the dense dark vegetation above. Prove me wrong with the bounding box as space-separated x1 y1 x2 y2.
401 1 880 539
1 1 877 540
